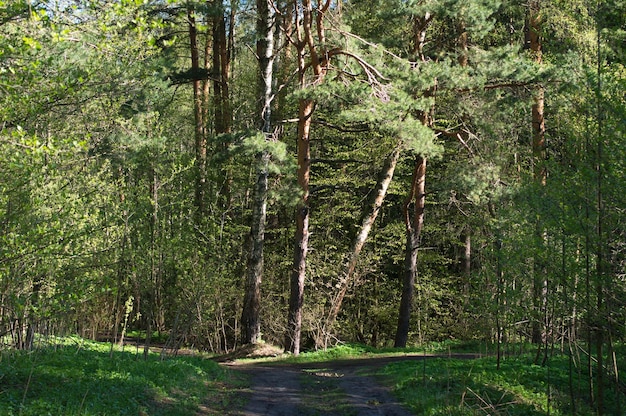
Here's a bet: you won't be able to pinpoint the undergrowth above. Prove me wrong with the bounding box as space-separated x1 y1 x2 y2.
379 352 624 415
0 336 243 416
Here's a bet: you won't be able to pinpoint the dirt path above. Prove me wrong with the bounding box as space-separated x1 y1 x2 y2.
224 355 468 415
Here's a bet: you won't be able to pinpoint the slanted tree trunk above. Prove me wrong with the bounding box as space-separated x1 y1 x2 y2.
395 155 427 348
241 0 275 345
322 144 402 348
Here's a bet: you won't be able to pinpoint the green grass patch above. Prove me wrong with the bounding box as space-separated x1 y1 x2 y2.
284 340 514 363
378 354 605 415
123 330 170 345
281 343 423 364
0 336 243 416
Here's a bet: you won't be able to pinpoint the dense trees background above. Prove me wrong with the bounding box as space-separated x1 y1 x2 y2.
1 0 625 409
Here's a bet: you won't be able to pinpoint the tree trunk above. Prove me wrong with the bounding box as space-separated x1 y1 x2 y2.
284 0 329 355
188 7 207 218
241 0 275 345
594 14 605 411
526 0 548 350
285 97 313 355
393 10 434 349
212 12 232 136
528 1 545 184
323 144 402 347
212 5 234 209
412 13 432 62
394 156 427 348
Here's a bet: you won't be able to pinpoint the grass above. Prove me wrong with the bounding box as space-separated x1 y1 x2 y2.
279 339 511 364
279 342 423 364
378 352 618 415
282 341 625 415
3 338 624 415
0 336 244 416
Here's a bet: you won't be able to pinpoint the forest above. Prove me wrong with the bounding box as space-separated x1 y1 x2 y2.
0 0 625 411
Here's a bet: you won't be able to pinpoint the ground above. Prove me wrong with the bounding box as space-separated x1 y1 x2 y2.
221 347 436 416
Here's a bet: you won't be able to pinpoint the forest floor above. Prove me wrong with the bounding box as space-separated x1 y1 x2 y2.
220 347 480 416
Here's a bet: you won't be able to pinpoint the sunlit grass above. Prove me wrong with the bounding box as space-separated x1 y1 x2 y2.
379 354 603 415
0 337 243 416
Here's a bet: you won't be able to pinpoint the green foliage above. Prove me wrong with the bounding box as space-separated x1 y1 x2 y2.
0 337 238 416
380 354 600 415
0 8 625 416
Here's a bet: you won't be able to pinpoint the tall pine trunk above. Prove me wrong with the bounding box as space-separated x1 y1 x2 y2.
212 4 234 210
526 2 549 362
395 156 426 348
285 98 313 355
241 0 275 345
394 11 433 348
284 0 330 355
188 6 207 219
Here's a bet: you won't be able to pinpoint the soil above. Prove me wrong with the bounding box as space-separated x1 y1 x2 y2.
222 351 477 416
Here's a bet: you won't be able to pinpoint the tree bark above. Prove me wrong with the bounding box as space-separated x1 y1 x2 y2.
285 97 313 355
526 0 548 349
394 155 427 348
188 6 207 218
212 10 232 136
323 144 402 347
393 10 434 349
241 0 275 345
528 1 545 184
412 13 432 62
212 4 234 209
284 0 328 355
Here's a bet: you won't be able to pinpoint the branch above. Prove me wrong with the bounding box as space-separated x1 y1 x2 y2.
326 16 407 63
277 117 370 133
455 80 541 93
434 128 474 157
311 158 364 165
327 49 389 81
313 119 369 133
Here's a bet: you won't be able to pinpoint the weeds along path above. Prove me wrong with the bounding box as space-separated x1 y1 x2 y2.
224 354 476 416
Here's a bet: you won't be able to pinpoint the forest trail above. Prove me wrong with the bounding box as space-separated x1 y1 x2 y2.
224 354 478 415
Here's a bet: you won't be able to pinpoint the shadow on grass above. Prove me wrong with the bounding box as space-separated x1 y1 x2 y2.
380 355 604 416
0 342 242 416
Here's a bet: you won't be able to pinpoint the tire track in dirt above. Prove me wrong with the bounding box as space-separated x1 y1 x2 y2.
231 364 303 416
225 355 477 415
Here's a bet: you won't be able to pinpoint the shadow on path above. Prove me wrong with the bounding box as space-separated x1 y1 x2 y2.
225 354 478 415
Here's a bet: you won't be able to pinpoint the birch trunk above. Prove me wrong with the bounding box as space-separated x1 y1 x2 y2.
241 0 275 345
